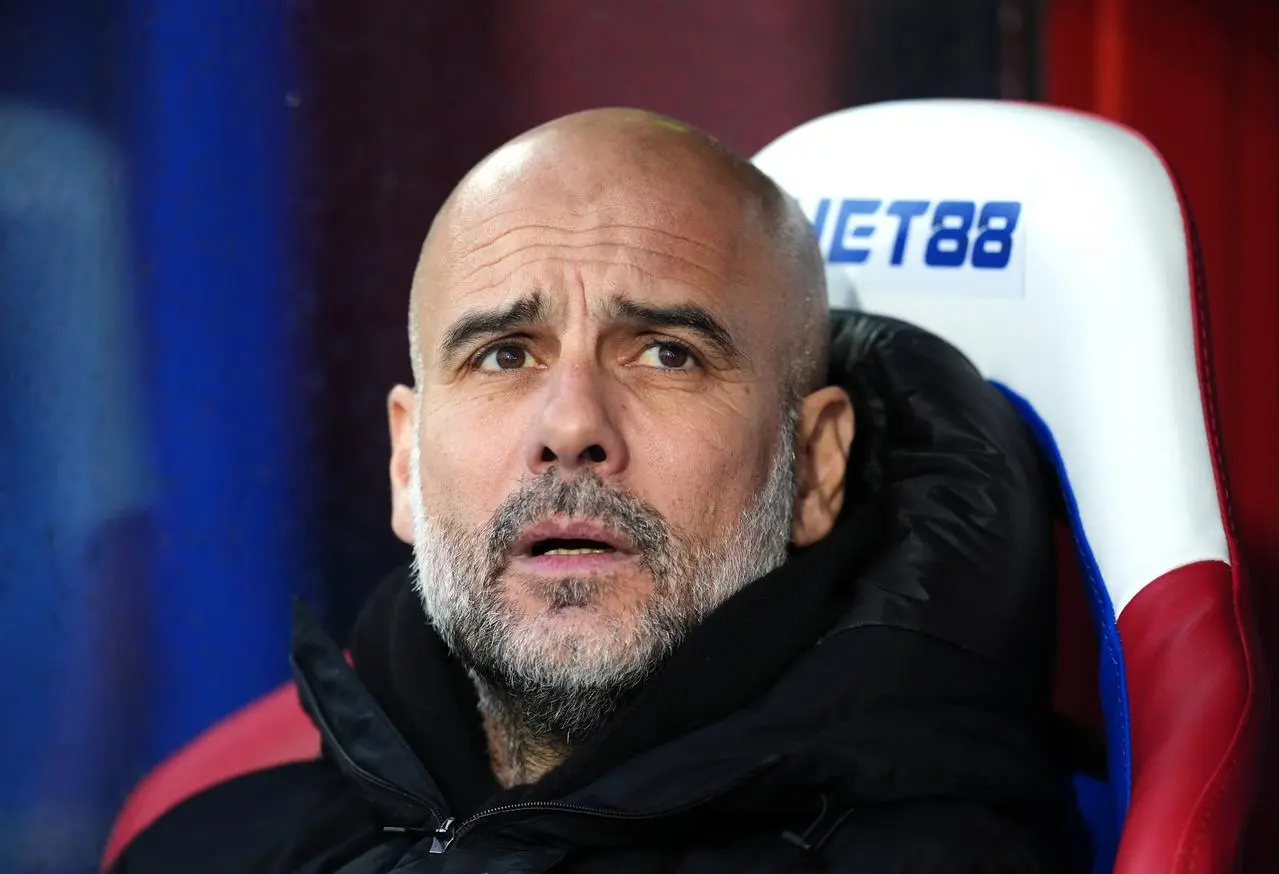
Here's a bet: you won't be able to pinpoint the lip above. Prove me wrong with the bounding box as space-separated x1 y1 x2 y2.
511 517 636 558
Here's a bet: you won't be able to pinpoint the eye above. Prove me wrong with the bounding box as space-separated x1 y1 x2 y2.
636 341 698 371
476 343 537 371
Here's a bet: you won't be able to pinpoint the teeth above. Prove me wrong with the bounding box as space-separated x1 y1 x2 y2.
544 547 609 556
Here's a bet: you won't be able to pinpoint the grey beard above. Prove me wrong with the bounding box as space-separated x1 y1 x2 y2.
408 410 798 779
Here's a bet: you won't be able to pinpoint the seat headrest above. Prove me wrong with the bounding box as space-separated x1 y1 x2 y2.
829 311 1054 682
752 99 1231 616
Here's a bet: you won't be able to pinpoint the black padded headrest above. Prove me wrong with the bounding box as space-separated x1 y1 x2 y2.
830 311 1056 691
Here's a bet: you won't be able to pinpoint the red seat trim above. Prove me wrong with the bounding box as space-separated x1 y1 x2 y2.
1115 561 1266 874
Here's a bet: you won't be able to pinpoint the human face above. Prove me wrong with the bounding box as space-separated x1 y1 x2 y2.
388 145 815 697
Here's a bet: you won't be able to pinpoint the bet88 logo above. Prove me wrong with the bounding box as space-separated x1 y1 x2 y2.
808 198 1023 271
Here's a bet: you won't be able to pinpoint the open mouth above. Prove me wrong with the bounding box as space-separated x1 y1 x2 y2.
513 518 634 561
530 538 618 557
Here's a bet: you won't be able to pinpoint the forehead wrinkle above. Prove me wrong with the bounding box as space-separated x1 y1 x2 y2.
447 237 733 296
446 255 734 316
447 219 729 274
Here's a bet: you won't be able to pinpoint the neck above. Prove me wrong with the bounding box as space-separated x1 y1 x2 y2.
473 680 571 787
482 714 567 788
468 669 638 788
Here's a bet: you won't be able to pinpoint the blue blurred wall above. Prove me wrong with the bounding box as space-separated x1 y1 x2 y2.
0 3 308 871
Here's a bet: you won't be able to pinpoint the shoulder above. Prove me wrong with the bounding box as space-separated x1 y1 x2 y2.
103 681 321 869
107 760 368 874
816 801 1077 874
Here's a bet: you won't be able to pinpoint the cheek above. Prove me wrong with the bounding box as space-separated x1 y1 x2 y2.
625 393 774 530
418 394 527 518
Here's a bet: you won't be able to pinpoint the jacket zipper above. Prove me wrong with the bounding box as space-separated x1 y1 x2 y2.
431 801 661 853
431 753 784 854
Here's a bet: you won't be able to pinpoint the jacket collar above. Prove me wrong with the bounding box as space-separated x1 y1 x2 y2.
291 498 883 831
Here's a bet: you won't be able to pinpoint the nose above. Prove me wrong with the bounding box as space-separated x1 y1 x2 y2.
525 362 628 478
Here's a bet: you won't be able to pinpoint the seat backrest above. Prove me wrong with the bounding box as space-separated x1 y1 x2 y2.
752 99 1267 874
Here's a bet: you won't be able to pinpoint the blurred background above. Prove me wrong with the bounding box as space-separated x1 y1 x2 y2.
0 1 1274 872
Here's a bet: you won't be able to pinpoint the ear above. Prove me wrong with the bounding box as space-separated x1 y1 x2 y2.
387 385 418 545
791 385 855 547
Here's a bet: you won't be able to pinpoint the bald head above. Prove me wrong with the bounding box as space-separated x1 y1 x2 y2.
408 108 829 398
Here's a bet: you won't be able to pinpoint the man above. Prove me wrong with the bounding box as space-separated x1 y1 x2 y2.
111 109 1073 872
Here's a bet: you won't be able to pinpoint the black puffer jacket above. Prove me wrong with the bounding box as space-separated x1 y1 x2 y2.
111 313 1084 874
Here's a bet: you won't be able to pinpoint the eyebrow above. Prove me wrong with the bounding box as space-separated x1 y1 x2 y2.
439 293 548 363
436 291 744 366
605 296 743 363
